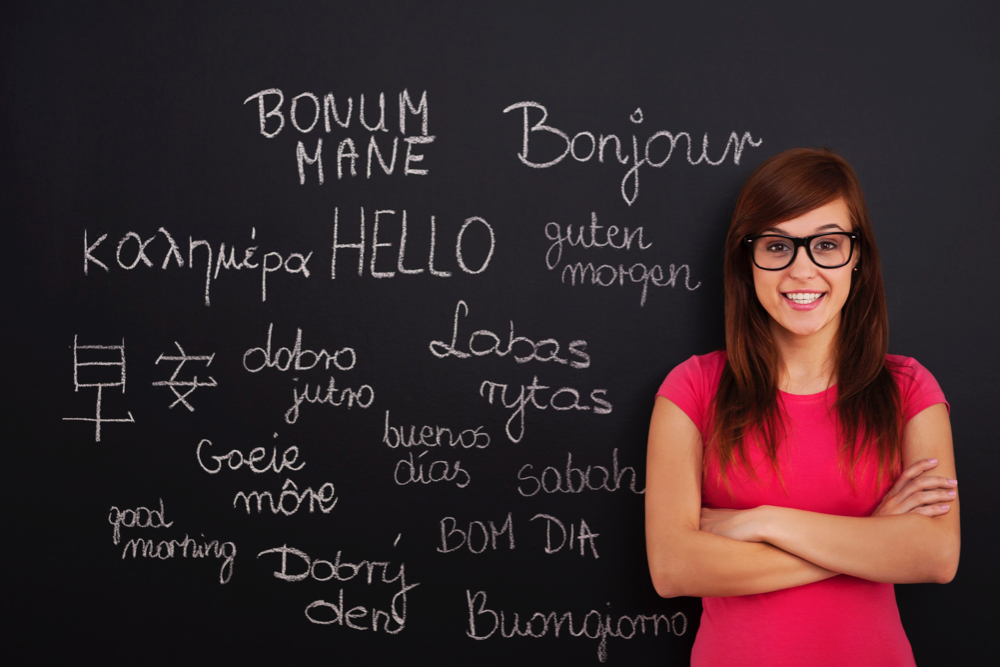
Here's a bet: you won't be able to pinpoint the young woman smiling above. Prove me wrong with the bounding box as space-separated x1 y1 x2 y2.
644 148 959 666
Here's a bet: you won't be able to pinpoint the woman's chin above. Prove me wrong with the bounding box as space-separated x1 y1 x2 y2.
773 315 833 339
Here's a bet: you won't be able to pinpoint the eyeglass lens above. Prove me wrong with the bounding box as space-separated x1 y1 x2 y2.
751 234 852 269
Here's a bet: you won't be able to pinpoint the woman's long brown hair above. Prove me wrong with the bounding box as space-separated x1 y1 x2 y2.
711 148 903 490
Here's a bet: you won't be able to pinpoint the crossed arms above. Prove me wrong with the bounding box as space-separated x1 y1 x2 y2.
644 399 959 598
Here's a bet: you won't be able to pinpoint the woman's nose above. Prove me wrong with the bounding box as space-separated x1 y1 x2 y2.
787 245 817 279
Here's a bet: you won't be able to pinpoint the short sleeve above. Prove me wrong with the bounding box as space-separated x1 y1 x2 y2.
656 354 716 437
893 357 950 424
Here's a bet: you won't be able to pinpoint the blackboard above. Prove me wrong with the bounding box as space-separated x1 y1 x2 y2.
6 1 998 664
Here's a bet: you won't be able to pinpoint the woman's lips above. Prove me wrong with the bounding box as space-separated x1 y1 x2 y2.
782 292 825 310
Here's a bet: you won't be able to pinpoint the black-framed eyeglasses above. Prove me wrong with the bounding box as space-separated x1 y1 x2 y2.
743 232 858 270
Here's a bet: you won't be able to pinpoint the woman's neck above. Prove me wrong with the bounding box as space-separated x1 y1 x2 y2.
770 317 839 395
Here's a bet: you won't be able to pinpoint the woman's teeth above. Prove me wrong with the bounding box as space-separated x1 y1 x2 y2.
784 292 823 304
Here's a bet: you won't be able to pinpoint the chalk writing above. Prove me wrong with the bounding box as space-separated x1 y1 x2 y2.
196 436 305 474
233 478 337 515
544 215 651 268
108 499 173 544
466 590 688 662
63 336 134 442
243 88 433 184
286 376 375 424
429 300 590 367
243 323 356 373
394 451 471 488
438 514 515 553
530 514 600 558
545 213 701 306
121 533 236 585
245 89 429 138
383 410 490 449
257 544 419 634
559 260 701 306
84 227 312 305
331 207 494 279
517 449 644 496
112 500 233 584
436 513 602 556
151 342 217 411
503 100 762 205
479 377 612 443
239 324 371 424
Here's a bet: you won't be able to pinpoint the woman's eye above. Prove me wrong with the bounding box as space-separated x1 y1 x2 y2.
765 242 791 253
812 239 839 252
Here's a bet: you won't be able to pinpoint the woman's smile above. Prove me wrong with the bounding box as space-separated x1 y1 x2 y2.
782 290 826 309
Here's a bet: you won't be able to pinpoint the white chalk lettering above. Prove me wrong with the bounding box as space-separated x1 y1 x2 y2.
438 513 515 554
530 514 600 558
243 323 356 373
285 376 375 424
108 498 173 545
120 528 235 585
248 89 432 137
83 227 311 306
197 437 305 475
429 300 590 368
466 590 687 662
331 207 494 279
393 451 471 488
479 376 612 443
560 261 701 306
244 88 434 182
383 410 490 449
544 213 701 305
503 100 762 205
63 336 134 442
297 138 324 184
233 478 338 515
517 449 644 496
544 213 651 269
258 544 419 634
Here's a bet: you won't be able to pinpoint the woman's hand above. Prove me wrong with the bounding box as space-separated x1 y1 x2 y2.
700 507 768 543
871 458 957 518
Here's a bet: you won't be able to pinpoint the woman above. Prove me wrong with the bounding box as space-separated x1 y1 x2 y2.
644 148 959 666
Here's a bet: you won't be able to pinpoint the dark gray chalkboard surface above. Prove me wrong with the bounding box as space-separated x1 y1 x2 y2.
6 1 998 664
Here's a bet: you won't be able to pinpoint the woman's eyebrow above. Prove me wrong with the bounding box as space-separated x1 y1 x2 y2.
762 223 848 234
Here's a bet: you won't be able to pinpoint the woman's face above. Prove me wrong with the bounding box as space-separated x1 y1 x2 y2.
751 198 858 340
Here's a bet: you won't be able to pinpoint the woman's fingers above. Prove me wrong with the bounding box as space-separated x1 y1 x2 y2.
897 474 957 497
873 466 957 517
885 458 939 498
874 459 938 513
910 504 951 517
894 487 957 514
896 475 957 505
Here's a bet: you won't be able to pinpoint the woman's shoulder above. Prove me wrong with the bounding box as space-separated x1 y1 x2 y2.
676 349 728 373
658 350 727 397
885 354 950 419
885 354 937 381
664 349 727 382
657 350 727 431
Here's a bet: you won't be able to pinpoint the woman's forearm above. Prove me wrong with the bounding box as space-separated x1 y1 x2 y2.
648 523 837 598
647 396 839 598
756 507 960 584
753 405 961 585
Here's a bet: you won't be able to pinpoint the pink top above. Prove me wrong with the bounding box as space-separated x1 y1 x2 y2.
657 351 949 667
